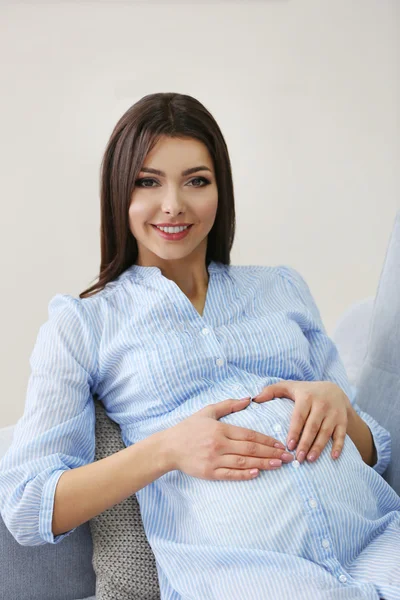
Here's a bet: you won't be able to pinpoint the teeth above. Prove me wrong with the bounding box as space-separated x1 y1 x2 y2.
156 225 189 233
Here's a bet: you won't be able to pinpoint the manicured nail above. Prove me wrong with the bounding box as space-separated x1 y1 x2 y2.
269 459 282 468
287 439 297 451
281 453 294 462
297 450 306 462
308 453 316 462
333 450 340 459
274 442 285 449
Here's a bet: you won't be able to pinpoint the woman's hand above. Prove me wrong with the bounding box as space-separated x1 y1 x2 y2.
253 381 352 463
166 397 294 480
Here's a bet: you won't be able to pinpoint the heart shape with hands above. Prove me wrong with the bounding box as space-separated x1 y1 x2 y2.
252 380 352 464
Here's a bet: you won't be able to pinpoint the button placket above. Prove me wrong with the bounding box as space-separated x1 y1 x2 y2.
287 458 346 579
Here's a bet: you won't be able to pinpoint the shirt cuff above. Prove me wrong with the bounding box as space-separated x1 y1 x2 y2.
356 408 391 475
39 468 77 544
347 384 391 475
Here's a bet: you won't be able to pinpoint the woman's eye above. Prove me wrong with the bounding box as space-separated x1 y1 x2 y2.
135 177 210 188
187 177 210 187
135 178 158 188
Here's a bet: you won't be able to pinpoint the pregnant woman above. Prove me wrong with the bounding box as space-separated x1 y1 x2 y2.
0 93 399 600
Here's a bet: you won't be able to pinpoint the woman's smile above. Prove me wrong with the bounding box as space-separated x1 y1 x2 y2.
151 223 194 241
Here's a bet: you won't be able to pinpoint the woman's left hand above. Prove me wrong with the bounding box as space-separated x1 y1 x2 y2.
253 381 352 463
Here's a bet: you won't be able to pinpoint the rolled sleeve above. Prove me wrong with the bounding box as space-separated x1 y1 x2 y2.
348 385 391 475
0 294 98 546
39 468 75 544
357 408 391 474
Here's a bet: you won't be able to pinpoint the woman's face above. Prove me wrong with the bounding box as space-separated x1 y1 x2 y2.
129 136 218 267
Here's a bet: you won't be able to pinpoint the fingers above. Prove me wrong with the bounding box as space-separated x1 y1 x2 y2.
295 412 348 463
226 439 294 465
286 403 311 451
212 445 295 479
253 381 296 402
295 418 334 463
331 424 347 459
293 410 324 463
206 397 251 420
210 425 347 480
212 468 261 481
223 423 285 450
216 453 286 475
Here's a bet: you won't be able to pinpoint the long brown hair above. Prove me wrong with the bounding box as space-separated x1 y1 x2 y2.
79 92 236 299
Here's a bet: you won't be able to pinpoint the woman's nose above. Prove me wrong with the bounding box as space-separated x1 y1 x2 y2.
161 190 185 215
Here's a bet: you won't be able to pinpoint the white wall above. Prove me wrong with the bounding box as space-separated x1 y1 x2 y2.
0 0 399 427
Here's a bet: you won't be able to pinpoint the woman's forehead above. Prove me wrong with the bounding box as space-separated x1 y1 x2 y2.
143 136 213 172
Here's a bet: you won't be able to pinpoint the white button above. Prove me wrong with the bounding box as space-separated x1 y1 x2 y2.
321 539 330 549
338 575 347 584
292 460 300 469
273 424 282 433
216 358 224 367
202 328 210 336
309 498 317 509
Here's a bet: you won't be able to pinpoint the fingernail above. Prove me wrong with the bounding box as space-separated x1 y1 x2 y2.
297 450 306 462
274 442 285 449
281 452 294 462
333 450 340 459
307 453 316 462
269 459 282 468
287 439 297 451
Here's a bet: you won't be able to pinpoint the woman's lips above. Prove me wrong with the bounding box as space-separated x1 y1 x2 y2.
151 224 193 241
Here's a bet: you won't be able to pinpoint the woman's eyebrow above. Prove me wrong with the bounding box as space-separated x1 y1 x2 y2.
140 166 212 177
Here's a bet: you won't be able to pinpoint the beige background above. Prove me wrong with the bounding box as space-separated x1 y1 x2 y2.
0 0 399 427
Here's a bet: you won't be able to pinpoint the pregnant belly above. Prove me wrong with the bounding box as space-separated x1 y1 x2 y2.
138 398 374 556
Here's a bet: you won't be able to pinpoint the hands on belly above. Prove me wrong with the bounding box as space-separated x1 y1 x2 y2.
161 396 295 481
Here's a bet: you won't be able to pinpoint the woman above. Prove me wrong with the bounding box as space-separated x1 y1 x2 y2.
0 93 399 600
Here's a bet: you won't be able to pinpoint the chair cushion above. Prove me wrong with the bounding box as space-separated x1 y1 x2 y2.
355 210 400 494
331 297 375 387
0 515 95 600
89 397 160 600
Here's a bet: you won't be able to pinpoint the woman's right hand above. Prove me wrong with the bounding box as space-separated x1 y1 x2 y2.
164 397 294 480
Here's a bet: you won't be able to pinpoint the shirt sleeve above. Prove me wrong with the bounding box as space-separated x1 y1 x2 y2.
0 294 98 546
277 265 391 476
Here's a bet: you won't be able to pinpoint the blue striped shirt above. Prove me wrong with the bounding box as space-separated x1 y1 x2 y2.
1 262 399 600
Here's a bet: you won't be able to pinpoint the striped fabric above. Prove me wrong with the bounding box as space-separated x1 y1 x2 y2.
0 261 399 600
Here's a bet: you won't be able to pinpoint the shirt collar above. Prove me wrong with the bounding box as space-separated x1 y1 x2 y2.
122 260 223 282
